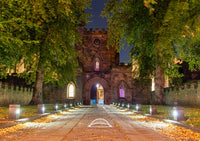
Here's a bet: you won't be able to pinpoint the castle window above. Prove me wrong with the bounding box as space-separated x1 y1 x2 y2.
95 58 100 71
119 86 125 98
67 82 75 98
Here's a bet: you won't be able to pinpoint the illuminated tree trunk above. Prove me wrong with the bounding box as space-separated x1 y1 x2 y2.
155 64 165 104
29 66 44 105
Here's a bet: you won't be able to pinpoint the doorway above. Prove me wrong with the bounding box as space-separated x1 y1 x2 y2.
90 83 104 104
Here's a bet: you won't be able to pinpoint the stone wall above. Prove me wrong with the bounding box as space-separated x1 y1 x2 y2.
111 64 151 104
0 82 33 106
43 74 83 104
164 81 200 106
151 81 200 106
111 64 133 104
132 79 151 104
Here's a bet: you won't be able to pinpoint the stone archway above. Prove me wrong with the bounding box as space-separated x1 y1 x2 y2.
83 77 111 105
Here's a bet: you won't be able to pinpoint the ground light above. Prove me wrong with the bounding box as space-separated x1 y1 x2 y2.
172 106 185 121
38 104 45 114
127 104 130 109
136 104 142 111
150 105 157 115
53 104 58 111
9 104 20 120
62 103 66 109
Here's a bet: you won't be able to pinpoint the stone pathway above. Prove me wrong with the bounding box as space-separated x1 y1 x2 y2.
0 105 172 141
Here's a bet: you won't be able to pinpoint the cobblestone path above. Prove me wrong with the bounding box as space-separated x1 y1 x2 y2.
1 105 172 141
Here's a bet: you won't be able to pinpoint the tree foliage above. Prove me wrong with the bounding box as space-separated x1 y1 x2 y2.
102 0 200 80
1 0 91 104
1 0 91 84
102 0 200 104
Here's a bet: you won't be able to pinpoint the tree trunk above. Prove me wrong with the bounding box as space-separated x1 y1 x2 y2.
29 66 44 105
155 64 165 105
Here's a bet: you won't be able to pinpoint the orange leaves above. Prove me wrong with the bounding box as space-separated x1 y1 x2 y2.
118 108 200 140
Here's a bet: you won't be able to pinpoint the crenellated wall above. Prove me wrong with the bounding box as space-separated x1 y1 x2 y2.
151 81 200 106
0 82 33 106
164 81 200 106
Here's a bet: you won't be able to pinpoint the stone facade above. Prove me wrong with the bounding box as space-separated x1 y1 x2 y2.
42 27 151 105
76 27 151 105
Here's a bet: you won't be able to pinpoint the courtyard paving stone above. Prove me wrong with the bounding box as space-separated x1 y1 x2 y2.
0 105 172 141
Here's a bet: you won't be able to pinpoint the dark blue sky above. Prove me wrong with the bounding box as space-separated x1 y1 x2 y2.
86 0 131 63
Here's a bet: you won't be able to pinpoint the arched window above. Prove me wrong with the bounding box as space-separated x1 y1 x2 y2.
95 58 100 71
119 83 125 98
67 82 75 98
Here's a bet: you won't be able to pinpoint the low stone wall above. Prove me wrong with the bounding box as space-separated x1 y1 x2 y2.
151 81 200 106
0 82 33 106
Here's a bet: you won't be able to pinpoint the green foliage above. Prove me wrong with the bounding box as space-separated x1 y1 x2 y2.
0 0 91 85
102 0 200 81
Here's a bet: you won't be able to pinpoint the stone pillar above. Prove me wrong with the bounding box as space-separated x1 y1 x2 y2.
9 104 20 120
150 105 157 115
172 106 185 121
38 104 45 114
136 104 142 111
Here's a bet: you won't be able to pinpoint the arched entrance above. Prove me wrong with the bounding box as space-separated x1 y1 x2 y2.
83 77 111 105
90 83 104 104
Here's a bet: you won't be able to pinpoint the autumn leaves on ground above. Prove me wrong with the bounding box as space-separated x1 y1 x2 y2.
1 105 200 140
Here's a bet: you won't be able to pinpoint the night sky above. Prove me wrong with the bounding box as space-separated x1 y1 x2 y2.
86 0 132 63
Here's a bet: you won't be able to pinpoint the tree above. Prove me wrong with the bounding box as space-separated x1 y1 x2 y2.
102 0 200 104
1 0 91 104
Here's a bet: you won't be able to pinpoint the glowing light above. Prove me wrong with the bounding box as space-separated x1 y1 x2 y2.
96 84 99 88
42 107 45 112
173 110 178 118
127 104 130 108
136 105 139 110
16 109 20 114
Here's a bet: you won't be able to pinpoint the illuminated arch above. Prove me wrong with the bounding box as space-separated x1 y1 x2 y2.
67 82 75 98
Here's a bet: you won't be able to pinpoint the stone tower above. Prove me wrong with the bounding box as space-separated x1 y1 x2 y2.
76 27 135 105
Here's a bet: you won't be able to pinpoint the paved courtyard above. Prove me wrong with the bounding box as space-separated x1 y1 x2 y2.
0 105 171 141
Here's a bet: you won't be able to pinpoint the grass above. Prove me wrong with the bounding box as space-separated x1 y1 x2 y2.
0 104 68 120
131 104 200 127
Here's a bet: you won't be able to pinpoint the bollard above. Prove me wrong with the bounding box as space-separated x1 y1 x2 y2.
127 103 132 109
53 103 58 111
172 106 185 121
38 104 45 114
150 105 157 115
62 103 67 109
9 104 20 120
117 103 120 107
136 104 142 111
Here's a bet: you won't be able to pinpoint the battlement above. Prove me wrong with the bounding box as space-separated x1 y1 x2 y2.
161 80 200 106
165 81 200 92
87 28 107 34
